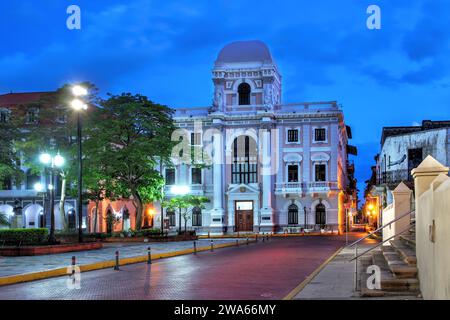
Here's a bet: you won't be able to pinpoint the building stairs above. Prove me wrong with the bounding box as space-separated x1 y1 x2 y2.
358 226 421 298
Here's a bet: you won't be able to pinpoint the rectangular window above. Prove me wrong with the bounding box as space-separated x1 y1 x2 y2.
191 168 202 184
0 111 9 123
165 168 175 185
167 210 176 226
192 209 202 226
26 108 38 124
314 128 326 142
287 165 299 182
191 132 202 146
315 164 326 182
287 129 299 143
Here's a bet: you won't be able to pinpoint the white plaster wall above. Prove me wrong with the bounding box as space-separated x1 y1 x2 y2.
416 175 450 299
380 129 448 172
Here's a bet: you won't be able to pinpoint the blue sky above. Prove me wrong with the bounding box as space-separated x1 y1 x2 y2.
2 0 450 201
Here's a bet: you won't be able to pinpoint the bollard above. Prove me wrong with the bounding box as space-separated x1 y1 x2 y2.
255 234 258 242
147 247 152 265
266 233 269 241
71 256 76 277
114 250 120 270
193 241 197 254
210 239 214 252
262 233 265 242
246 237 249 245
236 239 239 247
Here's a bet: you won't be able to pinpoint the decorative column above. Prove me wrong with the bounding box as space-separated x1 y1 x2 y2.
259 118 274 231
210 119 225 233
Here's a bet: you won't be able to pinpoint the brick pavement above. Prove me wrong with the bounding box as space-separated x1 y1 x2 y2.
0 239 236 277
0 236 346 300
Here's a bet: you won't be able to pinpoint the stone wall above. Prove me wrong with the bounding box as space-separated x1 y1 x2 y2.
412 155 450 299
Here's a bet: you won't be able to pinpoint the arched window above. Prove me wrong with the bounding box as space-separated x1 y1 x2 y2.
167 209 176 226
288 204 298 225
238 83 251 105
192 206 202 226
231 136 257 184
315 203 326 226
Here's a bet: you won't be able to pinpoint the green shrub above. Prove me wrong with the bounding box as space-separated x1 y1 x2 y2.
0 228 48 245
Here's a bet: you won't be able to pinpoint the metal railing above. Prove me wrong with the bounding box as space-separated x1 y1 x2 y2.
345 210 414 291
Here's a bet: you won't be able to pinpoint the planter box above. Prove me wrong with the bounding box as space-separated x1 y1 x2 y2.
0 242 103 256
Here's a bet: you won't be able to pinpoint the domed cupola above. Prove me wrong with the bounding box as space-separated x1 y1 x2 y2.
211 40 281 113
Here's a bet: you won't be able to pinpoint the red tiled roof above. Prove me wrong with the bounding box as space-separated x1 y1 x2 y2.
0 92 55 106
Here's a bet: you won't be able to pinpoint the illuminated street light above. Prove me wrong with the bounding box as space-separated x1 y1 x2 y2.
71 99 87 111
71 85 89 243
34 182 44 192
39 153 51 165
72 85 88 97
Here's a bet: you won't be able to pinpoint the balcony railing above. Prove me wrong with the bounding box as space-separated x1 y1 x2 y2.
377 169 412 185
275 182 303 194
275 181 338 194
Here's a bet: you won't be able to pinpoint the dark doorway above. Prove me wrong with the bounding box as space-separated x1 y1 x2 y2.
408 148 423 180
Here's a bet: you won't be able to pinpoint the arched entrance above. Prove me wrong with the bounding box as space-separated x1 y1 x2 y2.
288 204 298 225
24 204 44 228
0 204 14 228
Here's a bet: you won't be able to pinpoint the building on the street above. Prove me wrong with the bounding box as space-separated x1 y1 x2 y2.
0 92 85 230
364 120 450 226
151 40 357 234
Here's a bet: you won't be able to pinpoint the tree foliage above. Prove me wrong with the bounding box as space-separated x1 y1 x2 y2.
91 93 176 230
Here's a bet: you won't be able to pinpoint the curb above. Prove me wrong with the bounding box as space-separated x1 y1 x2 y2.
282 246 343 300
0 239 254 287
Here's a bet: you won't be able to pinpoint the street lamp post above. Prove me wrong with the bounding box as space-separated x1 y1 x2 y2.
71 85 88 243
39 153 64 243
303 206 308 230
170 185 190 234
34 182 47 228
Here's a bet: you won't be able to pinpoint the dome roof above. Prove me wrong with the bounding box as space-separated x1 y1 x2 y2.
215 40 273 64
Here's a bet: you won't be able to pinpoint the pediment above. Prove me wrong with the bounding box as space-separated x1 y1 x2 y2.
226 183 260 194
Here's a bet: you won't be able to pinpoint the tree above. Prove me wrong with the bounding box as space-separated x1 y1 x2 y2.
92 93 175 230
0 110 23 189
161 195 209 234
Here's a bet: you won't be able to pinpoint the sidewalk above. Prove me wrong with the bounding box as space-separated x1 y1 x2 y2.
293 244 374 299
0 238 236 277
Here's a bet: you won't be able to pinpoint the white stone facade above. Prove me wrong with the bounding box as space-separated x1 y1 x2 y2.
161 41 353 234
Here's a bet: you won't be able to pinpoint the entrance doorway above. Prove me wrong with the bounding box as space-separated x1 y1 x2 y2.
235 201 253 232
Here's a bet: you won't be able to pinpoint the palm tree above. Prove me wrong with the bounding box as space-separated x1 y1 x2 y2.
0 212 10 227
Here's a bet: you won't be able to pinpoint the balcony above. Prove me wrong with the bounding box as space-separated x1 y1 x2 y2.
306 181 339 193
275 181 339 195
377 169 413 186
274 182 303 195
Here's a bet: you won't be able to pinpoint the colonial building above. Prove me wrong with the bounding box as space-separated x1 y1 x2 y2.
157 40 357 234
0 92 84 230
364 120 450 225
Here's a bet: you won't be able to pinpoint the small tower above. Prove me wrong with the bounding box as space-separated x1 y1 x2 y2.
211 40 281 112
